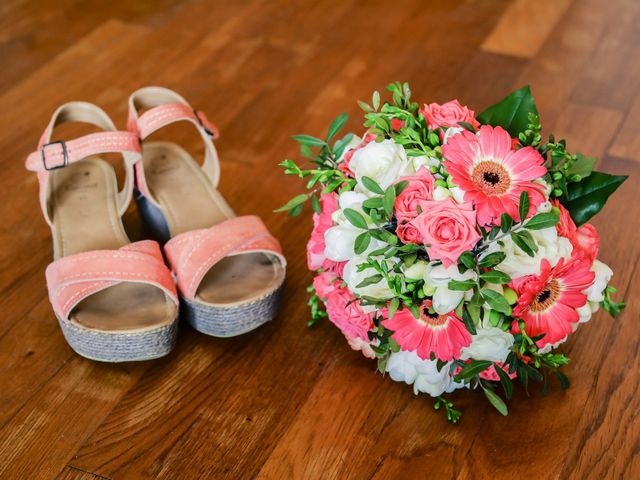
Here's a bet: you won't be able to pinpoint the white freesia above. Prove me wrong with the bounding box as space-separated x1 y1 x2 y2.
337 134 364 163
411 153 440 172
460 324 514 363
538 335 568 354
432 185 452 201
343 255 394 299
576 304 593 324
585 259 612 304
483 227 573 277
536 200 553 213
403 260 428 280
442 126 464 144
349 139 413 190
386 350 464 397
424 262 477 314
449 186 466 204
324 225 360 262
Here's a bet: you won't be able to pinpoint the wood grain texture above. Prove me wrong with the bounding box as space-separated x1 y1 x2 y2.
0 1 638 479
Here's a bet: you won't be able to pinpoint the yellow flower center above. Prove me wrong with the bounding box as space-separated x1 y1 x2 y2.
471 161 511 195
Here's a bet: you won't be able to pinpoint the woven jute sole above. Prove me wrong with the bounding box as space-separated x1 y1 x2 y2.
181 284 284 337
57 315 179 362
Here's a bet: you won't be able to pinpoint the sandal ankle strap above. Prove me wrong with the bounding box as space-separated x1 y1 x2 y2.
25 101 141 227
127 87 221 199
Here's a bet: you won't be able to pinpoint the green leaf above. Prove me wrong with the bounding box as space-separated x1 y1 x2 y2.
388 298 400 320
459 251 476 270
477 85 539 138
356 274 383 288
358 100 373 113
554 370 570 390
361 176 385 195
456 360 493 380
500 213 513 233
288 204 303 216
562 171 627 226
383 186 396 217
495 364 513 399
511 230 538 257
482 386 508 416
362 197 384 209
310 195 321 214
462 307 477 335
448 279 476 291
372 90 380 111
481 288 512 315
291 134 326 147
343 208 368 229
354 232 371 254
525 212 559 230
566 153 596 179
326 113 348 141
480 270 511 284
479 252 506 268
274 193 311 213
518 191 530 222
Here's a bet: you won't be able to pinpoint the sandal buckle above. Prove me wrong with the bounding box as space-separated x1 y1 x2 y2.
41 140 68 171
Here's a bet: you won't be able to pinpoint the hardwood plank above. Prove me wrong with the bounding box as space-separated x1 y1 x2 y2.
609 94 640 161
482 0 572 58
56 465 111 480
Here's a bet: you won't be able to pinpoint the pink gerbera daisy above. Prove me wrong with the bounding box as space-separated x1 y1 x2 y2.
442 125 548 225
512 257 595 348
382 300 471 361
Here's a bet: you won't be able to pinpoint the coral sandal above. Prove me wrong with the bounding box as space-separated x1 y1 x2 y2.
128 87 286 337
25 102 179 362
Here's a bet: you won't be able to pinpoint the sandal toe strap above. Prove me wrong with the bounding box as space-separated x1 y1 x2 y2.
164 216 286 300
46 240 178 320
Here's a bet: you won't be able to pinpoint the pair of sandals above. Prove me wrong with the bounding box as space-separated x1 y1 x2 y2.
25 87 287 362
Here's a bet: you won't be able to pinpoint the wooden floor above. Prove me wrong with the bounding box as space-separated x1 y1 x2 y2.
0 0 638 478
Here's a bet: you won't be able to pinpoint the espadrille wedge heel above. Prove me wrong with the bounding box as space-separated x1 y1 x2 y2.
25 102 180 362
128 87 286 337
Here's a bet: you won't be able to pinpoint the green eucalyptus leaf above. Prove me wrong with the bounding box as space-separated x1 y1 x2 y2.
356 274 383 289
274 192 311 213
482 386 509 416
518 191 530 222
525 212 559 230
481 288 512 315
480 270 511 284
448 279 476 291
362 176 385 195
354 231 371 254
477 85 539 138
383 186 397 217
327 113 349 141
495 364 513 399
343 208 368 229
479 252 506 268
511 230 537 257
291 134 326 147
456 360 493 380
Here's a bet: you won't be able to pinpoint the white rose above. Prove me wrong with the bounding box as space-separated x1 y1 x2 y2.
343 255 394 299
424 262 477 314
386 350 464 397
483 227 573 277
460 324 514 363
349 139 413 190
585 259 613 304
337 135 364 163
576 304 592 324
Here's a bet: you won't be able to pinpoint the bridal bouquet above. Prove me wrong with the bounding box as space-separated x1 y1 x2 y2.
277 83 626 422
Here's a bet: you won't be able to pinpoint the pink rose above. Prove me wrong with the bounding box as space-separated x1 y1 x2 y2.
394 167 436 222
338 133 376 177
325 284 373 341
411 199 481 266
420 100 480 131
313 271 339 300
552 199 576 240
397 221 423 245
307 193 343 273
479 363 517 382
573 224 599 262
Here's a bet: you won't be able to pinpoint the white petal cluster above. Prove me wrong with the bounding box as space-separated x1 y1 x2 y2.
423 262 476 314
386 350 464 397
343 254 395 300
483 227 573 277
349 139 414 190
460 323 514 363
